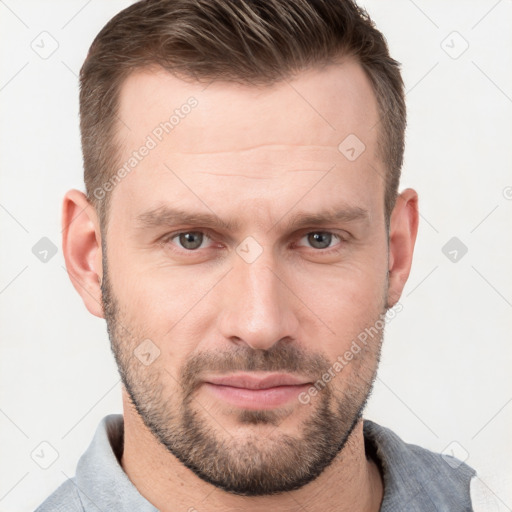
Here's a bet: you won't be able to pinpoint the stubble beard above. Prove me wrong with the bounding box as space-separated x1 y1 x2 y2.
101 254 385 496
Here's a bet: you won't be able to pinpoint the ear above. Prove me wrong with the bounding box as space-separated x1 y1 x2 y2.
387 188 419 308
62 189 104 318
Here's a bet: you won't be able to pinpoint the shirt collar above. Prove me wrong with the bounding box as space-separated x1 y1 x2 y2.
363 419 475 512
74 414 473 511
75 414 158 511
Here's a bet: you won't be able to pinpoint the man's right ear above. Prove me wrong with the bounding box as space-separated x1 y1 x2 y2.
62 189 105 318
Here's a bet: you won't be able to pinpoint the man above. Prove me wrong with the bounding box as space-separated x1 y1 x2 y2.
36 0 477 510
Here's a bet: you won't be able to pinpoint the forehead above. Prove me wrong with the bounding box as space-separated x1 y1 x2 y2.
116 59 379 153
109 59 384 229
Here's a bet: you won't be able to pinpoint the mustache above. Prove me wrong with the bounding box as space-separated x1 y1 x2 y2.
179 342 332 394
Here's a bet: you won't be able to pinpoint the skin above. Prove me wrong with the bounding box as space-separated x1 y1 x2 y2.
62 58 418 511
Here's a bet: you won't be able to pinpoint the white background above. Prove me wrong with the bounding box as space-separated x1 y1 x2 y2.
1 1 511 510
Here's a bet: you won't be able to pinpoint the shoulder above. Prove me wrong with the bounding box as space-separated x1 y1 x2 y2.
34 478 84 512
33 414 124 512
363 419 476 511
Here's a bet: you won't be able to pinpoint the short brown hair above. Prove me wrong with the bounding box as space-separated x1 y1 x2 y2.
79 0 405 231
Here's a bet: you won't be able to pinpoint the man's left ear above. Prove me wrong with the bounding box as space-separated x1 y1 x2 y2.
387 188 419 308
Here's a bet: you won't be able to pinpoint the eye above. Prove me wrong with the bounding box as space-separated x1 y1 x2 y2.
167 231 213 251
297 231 343 251
161 230 345 255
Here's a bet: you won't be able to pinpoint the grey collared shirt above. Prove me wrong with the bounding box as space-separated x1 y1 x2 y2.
35 414 476 511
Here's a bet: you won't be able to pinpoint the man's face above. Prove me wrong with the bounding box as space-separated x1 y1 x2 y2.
101 59 390 495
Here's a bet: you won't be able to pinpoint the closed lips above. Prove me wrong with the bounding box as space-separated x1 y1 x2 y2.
203 373 311 389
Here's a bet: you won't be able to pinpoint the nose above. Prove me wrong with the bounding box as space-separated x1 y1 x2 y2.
217 248 299 351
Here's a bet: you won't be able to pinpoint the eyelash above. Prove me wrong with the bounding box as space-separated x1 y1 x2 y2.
160 229 347 255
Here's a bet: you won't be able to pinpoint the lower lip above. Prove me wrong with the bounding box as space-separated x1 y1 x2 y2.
203 383 311 410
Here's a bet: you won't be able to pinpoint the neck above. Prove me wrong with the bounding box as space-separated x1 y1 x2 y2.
120 393 383 512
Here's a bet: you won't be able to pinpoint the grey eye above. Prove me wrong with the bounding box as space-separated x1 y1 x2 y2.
177 232 204 250
307 232 333 249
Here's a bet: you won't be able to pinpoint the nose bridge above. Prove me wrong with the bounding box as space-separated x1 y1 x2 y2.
218 243 298 350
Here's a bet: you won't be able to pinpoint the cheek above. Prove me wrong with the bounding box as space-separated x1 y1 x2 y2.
108 255 222 359
289 257 388 354
110 249 197 313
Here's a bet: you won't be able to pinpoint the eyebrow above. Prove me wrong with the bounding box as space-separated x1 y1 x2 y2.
135 204 370 233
